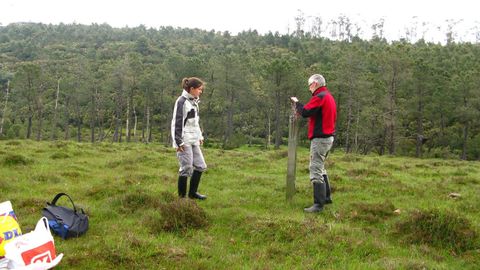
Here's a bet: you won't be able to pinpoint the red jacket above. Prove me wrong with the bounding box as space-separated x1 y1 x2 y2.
295 86 337 140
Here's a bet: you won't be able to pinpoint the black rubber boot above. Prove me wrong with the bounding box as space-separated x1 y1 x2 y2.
304 181 326 213
189 170 207 200
323 174 332 204
178 176 187 198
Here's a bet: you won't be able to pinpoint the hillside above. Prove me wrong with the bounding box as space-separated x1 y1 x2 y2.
1 23 480 159
1 140 479 269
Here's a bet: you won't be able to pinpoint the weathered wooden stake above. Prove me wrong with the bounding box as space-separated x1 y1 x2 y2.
286 101 299 201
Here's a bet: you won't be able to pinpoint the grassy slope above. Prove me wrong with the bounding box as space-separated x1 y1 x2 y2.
0 140 479 269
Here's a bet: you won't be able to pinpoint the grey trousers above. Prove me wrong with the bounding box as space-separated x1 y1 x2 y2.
176 144 207 177
309 137 334 183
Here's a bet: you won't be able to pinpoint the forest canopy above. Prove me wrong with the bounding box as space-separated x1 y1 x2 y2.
0 22 479 160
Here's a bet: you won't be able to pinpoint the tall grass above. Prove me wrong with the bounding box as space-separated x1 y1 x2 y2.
1 141 479 269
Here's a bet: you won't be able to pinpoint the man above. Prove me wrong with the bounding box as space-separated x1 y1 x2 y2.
290 74 337 213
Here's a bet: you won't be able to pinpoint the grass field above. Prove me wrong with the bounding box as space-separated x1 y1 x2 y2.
1 140 479 269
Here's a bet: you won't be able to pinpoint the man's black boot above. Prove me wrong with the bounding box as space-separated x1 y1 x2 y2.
189 170 207 200
178 176 187 198
323 174 332 204
304 181 326 213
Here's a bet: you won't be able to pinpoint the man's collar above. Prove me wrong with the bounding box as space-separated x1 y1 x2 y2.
312 86 327 96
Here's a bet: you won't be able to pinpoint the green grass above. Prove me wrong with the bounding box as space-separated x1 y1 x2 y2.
1 140 479 269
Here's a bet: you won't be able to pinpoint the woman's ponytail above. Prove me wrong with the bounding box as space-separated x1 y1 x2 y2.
182 77 204 92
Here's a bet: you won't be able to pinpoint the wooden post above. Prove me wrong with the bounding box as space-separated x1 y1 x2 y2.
286 101 300 201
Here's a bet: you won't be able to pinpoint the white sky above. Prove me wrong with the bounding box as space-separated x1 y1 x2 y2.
1 0 478 43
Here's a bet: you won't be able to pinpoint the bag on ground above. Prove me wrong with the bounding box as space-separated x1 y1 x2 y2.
4 217 63 270
41 193 89 239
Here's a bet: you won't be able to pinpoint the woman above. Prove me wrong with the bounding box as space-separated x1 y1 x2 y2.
171 77 207 200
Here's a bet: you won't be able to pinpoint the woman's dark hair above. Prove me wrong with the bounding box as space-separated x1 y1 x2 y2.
182 77 204 92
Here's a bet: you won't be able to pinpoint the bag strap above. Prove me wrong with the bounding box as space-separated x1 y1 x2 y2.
50 193 78 213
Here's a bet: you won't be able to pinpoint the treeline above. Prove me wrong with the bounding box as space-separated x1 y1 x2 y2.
0 22 479 160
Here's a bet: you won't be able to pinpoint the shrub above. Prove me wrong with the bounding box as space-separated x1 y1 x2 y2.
223 133 247 150
269 150 288 159
242 216 328 244
349 201 396 223
50 152 70 159
145 198 208 233
51 141 70 148
32 173 63 183
395 209 479 253
341 154 362 162
120 190 163 212
425 146 460 159
3 153 31 166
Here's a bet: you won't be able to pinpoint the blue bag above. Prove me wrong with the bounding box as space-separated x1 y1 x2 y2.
42 193 89 239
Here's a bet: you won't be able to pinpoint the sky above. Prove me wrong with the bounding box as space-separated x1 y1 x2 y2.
1 0 478 43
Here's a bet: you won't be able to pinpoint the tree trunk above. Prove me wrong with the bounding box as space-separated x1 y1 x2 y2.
90 87 97 143
461 122 468 160
267 113 271 149
223 88 234 148
354 105 360 152
379 126 387 155
345 85 353 153
51 79 60 140
387 65 398 155
133 105 137 142
75 101 82 142
222 65 233 148
26 113 33 139
274 89 281 149
63 98 70 140
126 99 131 142
113 86 122 142
145 105 150 143
148 119 153 143
141 101 146 142
36 109 43 141
98 110 105 142
35 91 44 141
0 80 10 136
415 84 424 158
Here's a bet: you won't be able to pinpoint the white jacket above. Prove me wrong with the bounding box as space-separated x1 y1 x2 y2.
171 90 204 148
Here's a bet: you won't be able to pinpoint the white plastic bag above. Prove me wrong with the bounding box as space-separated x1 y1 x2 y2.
1 201 22 268
4 217 62 270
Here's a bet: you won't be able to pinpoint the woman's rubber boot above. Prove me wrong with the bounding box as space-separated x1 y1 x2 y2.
189 170 207 200
323 174 332 204
178 176 187 198
304 181 326 213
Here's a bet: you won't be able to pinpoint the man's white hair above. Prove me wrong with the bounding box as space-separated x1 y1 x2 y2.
308 74 326 87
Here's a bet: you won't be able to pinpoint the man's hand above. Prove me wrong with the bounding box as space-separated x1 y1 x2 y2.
290 97 299 103
199 139 204 145
176 145 185 152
